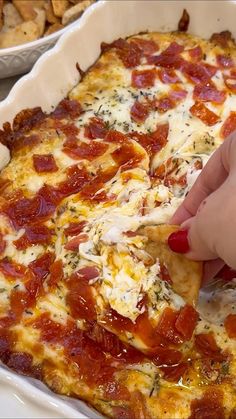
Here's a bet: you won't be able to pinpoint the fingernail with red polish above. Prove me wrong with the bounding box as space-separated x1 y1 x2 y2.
168 230 190 254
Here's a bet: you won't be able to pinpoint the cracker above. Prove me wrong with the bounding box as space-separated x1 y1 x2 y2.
34 8 46 37
62 0 94 25
140 225 202 306
44 1 59 24
0 20 40 48
51 0 69 18
12 0 37 21
2 3 23 30
13 0 46 20
44 22 63 36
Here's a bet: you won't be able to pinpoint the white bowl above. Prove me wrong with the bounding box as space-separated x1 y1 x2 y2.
0 1 236 418
0 16 86 79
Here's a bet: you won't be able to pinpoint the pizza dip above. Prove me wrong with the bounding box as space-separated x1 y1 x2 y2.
0 10 235 419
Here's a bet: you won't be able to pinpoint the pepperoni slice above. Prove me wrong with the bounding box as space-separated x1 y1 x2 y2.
147 42 184 68
134 311 168 349
33 312 122 388
14 225 53 250
224 314 236 338
156 96 175 113
129 122 169 156
119 41 142 68
106 309 166 352
101 38 126 52
147 42 184 69
112 406 133 419
175 305 199 340
80 167 117 202
131 69 156 88
161 362 188 382
59 123 79 141
86 321 143 364
51 99 82 120
29 252 55 281
130 100 150 123
210 30 233 48
195 332 225 361
155 88 187 113
156 307 183 344
152 347 182 367
203 63 218 78
80 172 114 203
220 112 236 138
63 140 108 161
103 308 135 334
0 108 45 154
7 252 55 320
190 102 220 126
47 259 64 287
216 54 234 68
64 233 88 251
66 269 97 321
7 351 41 379
102 38 143 68
9 134 41 154
0 328 13 362
2 184 62 230
189 388 225 419
64 221 87 237
164 42 184 55
101 38 142 68
84 117 107 139
187 46 203 62
131 38 159 55
104 380 130 401
148 53 184 69
77 266 100 281
58 165 90 198
33 154 58 173
0 258 26 280
104 130 127 143
183 62 217 84
111 142 143 171
169 87 187 101
193 82 226 104
158 68 181 84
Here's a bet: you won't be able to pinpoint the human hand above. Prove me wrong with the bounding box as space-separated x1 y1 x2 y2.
168 134 236 283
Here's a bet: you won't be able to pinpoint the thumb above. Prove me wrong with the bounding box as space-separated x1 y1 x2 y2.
181 175 236 269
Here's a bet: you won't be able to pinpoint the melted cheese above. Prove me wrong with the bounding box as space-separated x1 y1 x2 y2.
1 30 236 419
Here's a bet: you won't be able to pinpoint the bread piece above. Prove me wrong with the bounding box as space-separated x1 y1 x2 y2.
140 224 202 306
62 0 94 25
51 0 69 18
0 20 40 48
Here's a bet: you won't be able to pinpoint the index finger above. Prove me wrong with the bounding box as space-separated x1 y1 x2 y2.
171 135 233 225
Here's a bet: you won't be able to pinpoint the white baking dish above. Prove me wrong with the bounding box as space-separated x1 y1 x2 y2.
0 0 236 417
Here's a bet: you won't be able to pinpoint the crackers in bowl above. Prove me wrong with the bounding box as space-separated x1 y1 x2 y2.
0 0 95 48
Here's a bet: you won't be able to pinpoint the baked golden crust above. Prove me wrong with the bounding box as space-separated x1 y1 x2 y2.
0 26 236 419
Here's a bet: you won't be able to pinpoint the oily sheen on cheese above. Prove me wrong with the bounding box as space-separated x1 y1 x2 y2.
0 25 236 419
